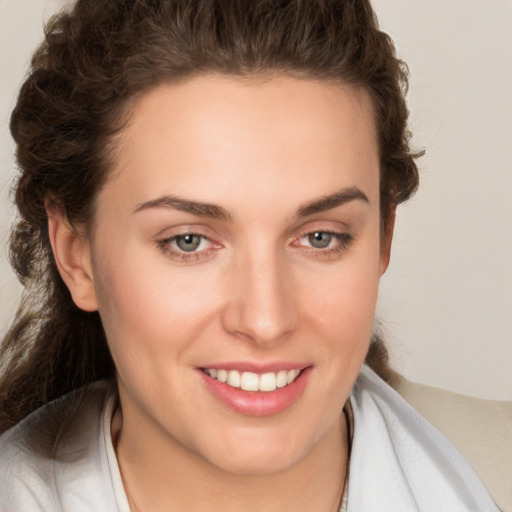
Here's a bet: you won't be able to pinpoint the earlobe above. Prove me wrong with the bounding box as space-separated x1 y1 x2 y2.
379 207 396 275
46 204 99 312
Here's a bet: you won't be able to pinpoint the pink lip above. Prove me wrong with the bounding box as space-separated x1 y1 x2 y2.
198 366 312 417
199 361 310 373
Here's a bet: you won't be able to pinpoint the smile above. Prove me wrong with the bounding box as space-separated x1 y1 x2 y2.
199 365 312 416
202 368 301 392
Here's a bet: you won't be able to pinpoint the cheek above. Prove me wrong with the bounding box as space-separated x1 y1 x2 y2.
304 257 381 328
298 252 381 370
92 244 221 375
293 263 379 434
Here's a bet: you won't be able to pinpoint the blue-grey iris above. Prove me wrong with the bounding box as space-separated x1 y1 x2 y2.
176 234 201 252
308 232 332 249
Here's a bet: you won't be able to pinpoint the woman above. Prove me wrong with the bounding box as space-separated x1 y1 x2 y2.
0 1 500 511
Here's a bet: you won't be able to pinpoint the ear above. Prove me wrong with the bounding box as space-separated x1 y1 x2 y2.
379 206 396 275
46 203 99 312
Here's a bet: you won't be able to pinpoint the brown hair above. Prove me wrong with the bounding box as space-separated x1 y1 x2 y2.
1 0 420 432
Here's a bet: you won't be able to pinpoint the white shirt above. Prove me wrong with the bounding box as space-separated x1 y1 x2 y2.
0 366 500 511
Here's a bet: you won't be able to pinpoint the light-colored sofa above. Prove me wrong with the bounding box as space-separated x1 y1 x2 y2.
392 375 512 512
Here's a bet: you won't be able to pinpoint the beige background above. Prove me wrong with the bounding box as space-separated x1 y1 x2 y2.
1 0 511 400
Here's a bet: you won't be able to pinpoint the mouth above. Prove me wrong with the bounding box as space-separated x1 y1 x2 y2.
201 368 302 392
199 364 312 416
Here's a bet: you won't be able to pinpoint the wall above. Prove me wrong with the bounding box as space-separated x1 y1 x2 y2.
373 0 512 400
1 0 511 400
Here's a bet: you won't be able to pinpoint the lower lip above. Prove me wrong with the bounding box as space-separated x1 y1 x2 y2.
199 367 312 416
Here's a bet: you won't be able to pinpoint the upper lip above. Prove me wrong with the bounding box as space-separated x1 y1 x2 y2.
198 362 312 373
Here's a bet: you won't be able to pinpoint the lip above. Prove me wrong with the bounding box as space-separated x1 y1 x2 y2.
199 361 310 373
198 364 312 416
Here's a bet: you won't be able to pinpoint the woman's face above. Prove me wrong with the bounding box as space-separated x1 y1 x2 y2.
87 75 387 473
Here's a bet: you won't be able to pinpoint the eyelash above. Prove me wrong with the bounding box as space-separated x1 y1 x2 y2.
295 230 354 257
156 232 217 262
156 229 354 262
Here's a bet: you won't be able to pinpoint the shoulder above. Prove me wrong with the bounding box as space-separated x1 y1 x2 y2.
0 381 117 512
347 365 501 512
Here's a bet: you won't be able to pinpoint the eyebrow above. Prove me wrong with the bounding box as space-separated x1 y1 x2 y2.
296 186 369 217
133 186 368 220
133 196 232 220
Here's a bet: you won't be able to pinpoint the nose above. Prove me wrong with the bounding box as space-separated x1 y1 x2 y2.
221 248 299 347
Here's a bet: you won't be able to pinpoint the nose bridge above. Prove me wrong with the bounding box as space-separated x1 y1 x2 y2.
223 241 298 345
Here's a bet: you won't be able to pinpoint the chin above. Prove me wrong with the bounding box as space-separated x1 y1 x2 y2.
193 425 319 476
209 448 303 476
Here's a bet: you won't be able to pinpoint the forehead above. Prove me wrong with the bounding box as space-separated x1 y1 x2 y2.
104 75 379 216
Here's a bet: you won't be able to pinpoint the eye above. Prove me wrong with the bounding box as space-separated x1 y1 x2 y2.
307 231 334 249
174 234 204 252
156 232 219 262
293 229 353 257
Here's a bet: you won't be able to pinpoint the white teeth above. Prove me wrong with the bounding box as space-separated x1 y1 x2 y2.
259 372 277 392
287 369 300 384
240 372 259 391
204 368 302 392
276 370 288 388
227 370 241 388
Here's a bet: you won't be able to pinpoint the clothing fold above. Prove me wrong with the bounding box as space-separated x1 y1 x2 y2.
0 366 500 512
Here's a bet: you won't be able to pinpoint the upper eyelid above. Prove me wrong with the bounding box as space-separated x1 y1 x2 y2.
297 228 348 237
294 230 352 245
292 224 351 241
162 233 216 251
155 224 352 245
163 232 211 242
293 217 351 233
155 225 216 241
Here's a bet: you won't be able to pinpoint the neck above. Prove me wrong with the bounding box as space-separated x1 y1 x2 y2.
113 404 349 512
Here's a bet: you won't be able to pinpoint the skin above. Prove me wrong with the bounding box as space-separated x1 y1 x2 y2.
48 75 393 512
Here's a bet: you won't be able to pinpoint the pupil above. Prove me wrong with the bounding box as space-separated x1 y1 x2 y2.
177 235 201 252
309 232 332 249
